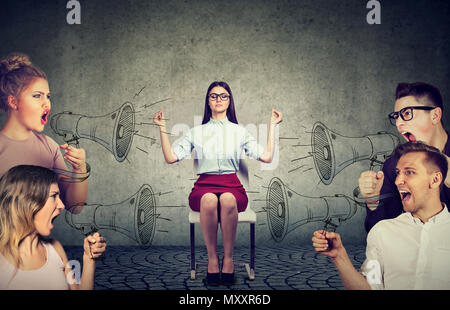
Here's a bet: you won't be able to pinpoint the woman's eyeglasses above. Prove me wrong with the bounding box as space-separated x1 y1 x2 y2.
208 93 230 101
388 106 436 125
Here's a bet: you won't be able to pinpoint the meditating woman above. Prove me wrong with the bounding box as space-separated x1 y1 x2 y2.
154 81 282 285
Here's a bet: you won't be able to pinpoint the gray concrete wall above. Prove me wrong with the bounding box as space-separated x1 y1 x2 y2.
1 0 449 246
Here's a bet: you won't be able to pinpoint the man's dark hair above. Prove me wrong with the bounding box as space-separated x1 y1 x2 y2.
395 82 444 112
394 142 448 188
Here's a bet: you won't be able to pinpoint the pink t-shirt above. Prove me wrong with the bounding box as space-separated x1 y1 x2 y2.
0 131 67 177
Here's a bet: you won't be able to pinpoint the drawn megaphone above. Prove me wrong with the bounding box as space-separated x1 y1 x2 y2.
50 102 135 162
65 184 156 245
311 121 399 185
265 177 357 242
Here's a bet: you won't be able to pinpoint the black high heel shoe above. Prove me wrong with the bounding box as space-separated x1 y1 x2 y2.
221 258 235 286
206 272 220 286
221 272 235 286
206 257 220 286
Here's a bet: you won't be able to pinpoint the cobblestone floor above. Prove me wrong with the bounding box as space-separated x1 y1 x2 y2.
64 245 366 290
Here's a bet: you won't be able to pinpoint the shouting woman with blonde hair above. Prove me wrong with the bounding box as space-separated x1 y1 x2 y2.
0 165 106 290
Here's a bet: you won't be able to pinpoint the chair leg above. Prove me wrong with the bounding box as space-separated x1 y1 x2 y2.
249 223 255 280
190 223 196 280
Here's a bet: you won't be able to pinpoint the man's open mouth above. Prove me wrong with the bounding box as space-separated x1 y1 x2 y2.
401 131 417 143
399 190 411 202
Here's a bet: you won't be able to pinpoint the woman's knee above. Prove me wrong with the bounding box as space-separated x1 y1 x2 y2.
219 193 237 213
200 193 218 213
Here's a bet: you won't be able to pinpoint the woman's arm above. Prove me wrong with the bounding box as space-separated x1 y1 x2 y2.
78 233 106 290
80 232 106 290
259 109 282 163
50 137 88 214
154 109 178 164
59 148 88 213
54 233 106 290
61 182 88 214
78 254 96 290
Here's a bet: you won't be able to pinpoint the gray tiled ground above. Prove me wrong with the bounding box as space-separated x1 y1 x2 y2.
64 245 366 290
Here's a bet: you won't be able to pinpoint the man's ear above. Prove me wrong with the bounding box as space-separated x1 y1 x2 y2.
430 171 443 189
7 95 18 110
431 107 442 125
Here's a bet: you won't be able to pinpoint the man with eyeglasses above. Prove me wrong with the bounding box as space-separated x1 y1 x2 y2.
358 82 450 232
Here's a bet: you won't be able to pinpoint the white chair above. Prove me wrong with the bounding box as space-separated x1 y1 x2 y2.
189 158 256 281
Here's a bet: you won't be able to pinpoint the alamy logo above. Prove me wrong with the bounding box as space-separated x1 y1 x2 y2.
366 0 381 25
66 0 81 25
365 259 382 285
66 260 81 285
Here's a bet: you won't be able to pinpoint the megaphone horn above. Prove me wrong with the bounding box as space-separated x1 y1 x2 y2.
50 102 135 162
311 121 399 185
266 177 357 242
65 184 156 245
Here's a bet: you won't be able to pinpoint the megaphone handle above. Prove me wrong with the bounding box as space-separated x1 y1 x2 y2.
70 139 80 148
369 156 385 171
322 218 338 232
82 226 98 236
63 133 80 148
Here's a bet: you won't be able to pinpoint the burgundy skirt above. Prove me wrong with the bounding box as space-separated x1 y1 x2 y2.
188 173 248 213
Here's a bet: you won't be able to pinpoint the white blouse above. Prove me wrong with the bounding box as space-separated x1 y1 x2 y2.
173 117 264 175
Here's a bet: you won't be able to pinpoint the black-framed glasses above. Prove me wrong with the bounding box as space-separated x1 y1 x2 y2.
388 106 436 125
208 93 230 101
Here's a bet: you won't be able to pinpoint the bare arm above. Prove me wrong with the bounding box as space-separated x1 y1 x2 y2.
54 233 106 290
59 144 88 214
312 230 371 290
259 109 282 163
78 254 96 290
78 233 106 290
154 109 178 164
332 247 371 290
63 181 88 214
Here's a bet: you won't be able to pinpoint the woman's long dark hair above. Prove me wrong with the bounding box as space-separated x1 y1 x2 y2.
201 81 238 124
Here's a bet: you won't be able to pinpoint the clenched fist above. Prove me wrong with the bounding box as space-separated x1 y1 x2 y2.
358 170 384 210
153 109 166 128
